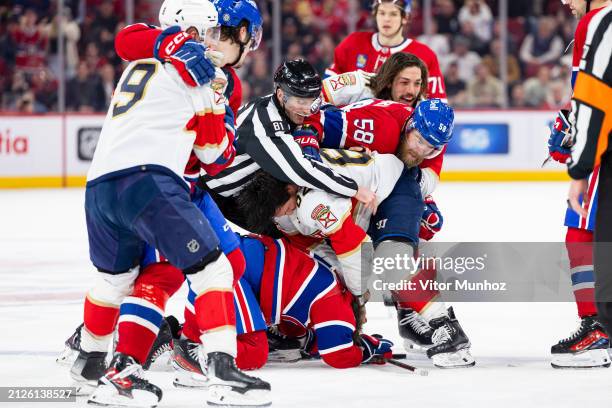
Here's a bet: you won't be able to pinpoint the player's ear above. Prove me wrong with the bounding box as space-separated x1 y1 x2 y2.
239 26 249 44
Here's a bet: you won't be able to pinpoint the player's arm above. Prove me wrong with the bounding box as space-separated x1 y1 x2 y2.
115 23 215 87
188 70 236 175
238 105 359 198
297 192 369 296
321 71 375 106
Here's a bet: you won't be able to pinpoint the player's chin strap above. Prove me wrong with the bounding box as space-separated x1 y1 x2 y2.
228 33 252 67
586 0 591 12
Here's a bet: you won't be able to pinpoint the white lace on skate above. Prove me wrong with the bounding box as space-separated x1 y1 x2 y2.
431 325 452 345
399 311 432 335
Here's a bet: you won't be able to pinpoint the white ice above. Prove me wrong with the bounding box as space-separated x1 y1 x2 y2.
1 183 610 408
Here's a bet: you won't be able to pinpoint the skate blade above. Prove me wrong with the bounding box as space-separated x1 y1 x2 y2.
56 347 79 367
551 348 611 369
432 348 476 369
173 369 209 389
267 349 302 363
402 339 430 354
207 385 272 407
87 384 160 408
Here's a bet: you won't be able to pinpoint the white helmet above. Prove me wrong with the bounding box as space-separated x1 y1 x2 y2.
159 0 219 40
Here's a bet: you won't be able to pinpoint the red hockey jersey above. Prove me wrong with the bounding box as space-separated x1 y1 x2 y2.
326 31 447 100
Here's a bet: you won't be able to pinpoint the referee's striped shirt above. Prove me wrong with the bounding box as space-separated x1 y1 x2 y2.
568 4 612 180
202 94 358 197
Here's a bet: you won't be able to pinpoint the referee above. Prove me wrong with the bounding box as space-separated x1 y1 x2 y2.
567 4 612 336
201 59 377 228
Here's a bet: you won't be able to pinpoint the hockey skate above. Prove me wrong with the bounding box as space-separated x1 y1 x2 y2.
70 350 107 395
143 316 179 371
172 336 209 388
551 315 610 369
57 323 83 367
206 352 272 407
266 325 302 363
426 307 475 368
397 307 433 352
88 352 162 408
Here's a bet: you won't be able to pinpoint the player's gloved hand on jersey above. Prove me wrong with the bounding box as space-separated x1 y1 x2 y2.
419 195 443 241
355 69 375 88
547 110 572 163
292 125 321 162
359 334 393 364
154 26 216 87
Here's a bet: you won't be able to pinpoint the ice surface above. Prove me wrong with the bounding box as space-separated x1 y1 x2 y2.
1 183 610 408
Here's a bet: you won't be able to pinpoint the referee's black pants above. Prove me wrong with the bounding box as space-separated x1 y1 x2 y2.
595 151 612 336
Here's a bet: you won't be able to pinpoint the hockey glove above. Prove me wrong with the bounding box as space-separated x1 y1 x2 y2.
154 26 216 87
359 334 393 364
547 110 572 163
419 195 443 241
293 125 321 162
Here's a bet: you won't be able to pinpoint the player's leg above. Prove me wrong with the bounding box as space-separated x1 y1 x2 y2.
132 179 269 406
369 169 474 368
70 179 143 394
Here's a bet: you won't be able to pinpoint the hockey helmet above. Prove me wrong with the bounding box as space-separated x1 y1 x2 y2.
213 0 263 50
159 0 220 41
274 59 322 99
404 99 454 153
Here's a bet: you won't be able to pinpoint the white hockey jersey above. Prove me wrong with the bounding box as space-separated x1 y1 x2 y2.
274 149 404 294
87 59 231 183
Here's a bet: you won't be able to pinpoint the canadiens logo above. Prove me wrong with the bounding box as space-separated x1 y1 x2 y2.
356 54 368 69
329 73 357 91
311 204 338 229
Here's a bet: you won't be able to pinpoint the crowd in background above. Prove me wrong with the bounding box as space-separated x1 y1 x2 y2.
0 0 577 112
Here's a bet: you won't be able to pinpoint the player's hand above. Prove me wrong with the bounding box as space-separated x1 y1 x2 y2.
293 125 321 161
547 110 572 163
419 195 443 241
359 334 393 364
354 186 378 215
356 69 375 88
568 178 588 218
154 26 216 87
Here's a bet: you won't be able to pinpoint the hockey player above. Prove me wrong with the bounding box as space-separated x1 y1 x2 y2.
114 0 264 117
70 0 271 406
326 0 447 102
546 0 610 368
238 100 474 368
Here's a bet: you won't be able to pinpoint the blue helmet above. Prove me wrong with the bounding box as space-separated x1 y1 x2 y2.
406 99 454 150
213 0 263 50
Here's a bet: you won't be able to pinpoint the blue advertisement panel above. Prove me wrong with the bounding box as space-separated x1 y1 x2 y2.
447 124 509 154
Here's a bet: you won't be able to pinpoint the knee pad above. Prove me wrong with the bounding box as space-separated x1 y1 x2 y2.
88 267 139 306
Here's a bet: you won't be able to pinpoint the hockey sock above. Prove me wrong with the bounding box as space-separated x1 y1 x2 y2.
82 269 139 352
116 263 184 364
566 227 597 318
186 252 237 357
235 331 268 370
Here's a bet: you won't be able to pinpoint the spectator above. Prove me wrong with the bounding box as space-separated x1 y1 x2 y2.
46 7 80 79
458 0 493 43
522 65 552 107
481 38 522 84
417 20 450 58
444 61 467 107
442 35 481 83
84 42 107 71
30 68 57 110
434 0 460 35
99 63 115 108
465 63 504 107
248 53 273 98
510 83 528 108
545 80 571 110
519 16 564 77
11 8 49 73
66 61 105 112
311 33 336 76
459 19 488 55
11 89 46 113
